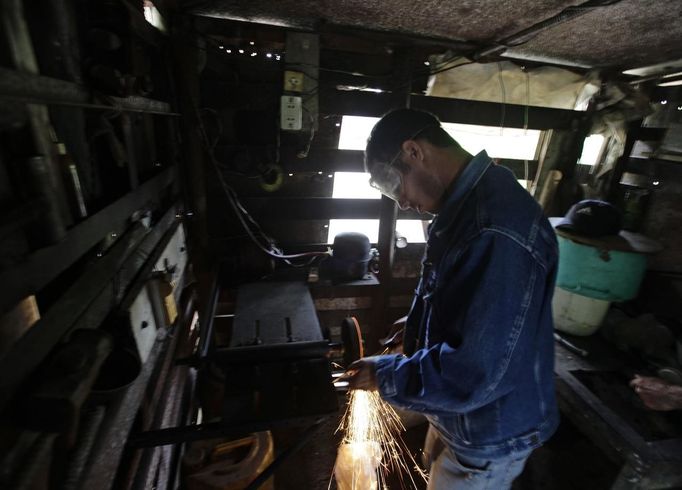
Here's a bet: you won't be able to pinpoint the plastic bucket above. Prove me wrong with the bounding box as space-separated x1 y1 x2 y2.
552 286 611 336
555 235 647 301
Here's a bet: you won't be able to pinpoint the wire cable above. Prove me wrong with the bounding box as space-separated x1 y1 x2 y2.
193 105 329 263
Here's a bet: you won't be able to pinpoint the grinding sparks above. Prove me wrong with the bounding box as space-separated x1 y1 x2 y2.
333 390 428 489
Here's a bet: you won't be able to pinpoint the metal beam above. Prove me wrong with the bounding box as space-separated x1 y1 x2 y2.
0 167 176 314
320 90 579 130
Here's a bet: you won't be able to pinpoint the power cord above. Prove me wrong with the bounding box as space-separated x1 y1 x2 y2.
193 105 330 263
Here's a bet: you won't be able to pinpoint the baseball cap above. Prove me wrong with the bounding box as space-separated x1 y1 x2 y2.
555 200 622 237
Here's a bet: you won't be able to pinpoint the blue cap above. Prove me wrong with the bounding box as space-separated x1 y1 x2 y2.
555 200 622 237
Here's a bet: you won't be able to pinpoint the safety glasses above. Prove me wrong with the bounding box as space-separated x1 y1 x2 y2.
368 125 436 202
368 149 404 201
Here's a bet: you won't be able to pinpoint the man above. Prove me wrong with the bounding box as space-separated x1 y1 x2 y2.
345 108 559 489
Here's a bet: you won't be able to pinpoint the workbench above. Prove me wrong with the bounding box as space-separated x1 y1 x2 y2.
554 333 682 489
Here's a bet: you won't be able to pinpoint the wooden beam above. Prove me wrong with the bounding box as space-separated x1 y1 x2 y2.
241 197 426 221
320 90 579 130
0 68 177 115
284 148 538 177
284 148 365 172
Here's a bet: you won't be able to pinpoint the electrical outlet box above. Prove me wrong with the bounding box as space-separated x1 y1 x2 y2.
283 70 304 92
280 95 302 131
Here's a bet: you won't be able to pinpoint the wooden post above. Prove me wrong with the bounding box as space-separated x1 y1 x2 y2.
367 48 412 353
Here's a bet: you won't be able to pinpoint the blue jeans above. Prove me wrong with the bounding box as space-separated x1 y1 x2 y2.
427 446 531 490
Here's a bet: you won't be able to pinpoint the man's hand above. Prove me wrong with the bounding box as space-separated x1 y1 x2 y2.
630 375 682 411
379 315 407 350
343 357 379 391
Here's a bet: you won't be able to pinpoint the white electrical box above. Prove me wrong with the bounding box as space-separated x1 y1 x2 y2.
280 95 302 131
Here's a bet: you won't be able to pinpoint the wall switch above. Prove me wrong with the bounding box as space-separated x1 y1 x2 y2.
284 70 304 92
280 95 302 131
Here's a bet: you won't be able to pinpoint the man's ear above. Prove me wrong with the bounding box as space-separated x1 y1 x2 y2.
402 139 424 167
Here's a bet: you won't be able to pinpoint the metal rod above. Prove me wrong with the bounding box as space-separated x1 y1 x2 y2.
554 333 589 358
197 273 220 362
127 415 330 448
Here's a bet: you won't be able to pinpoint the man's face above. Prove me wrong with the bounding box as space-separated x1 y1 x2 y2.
394 155 444 215
369 136 449 215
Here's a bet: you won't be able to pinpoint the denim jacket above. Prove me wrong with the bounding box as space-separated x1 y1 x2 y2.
374 151 559 459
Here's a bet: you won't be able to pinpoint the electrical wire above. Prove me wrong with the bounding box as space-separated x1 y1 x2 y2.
296 107 316 158
426 58 475 77
193 105 330 263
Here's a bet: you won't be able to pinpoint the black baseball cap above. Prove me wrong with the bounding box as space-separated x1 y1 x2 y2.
555 200 622 237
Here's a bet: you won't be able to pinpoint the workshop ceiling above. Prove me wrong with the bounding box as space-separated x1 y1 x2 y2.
185 0 682 72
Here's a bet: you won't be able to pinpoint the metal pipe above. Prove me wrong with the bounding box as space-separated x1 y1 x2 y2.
61 406 107 490
196 273 220 362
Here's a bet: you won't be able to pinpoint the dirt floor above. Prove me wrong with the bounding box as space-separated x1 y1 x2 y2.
273 397 619 490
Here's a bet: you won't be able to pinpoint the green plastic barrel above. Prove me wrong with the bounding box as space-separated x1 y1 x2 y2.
555 235 648 302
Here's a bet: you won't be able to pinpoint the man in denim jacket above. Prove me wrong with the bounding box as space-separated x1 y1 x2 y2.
345 109 559 489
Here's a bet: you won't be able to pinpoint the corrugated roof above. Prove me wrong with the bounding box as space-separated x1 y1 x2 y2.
186 0 682 72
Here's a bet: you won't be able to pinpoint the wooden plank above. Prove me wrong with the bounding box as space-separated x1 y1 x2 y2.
320 90 579 130
284 149 365 172
284 148 537 177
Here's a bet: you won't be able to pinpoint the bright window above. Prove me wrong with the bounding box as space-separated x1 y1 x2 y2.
327 219 426 245
442 123 540 160
143 1 167 32
338 116 378 150
328 172 426 244
338 116 541 160
578 134 605 166
332 172 381 199
332 115 543 245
